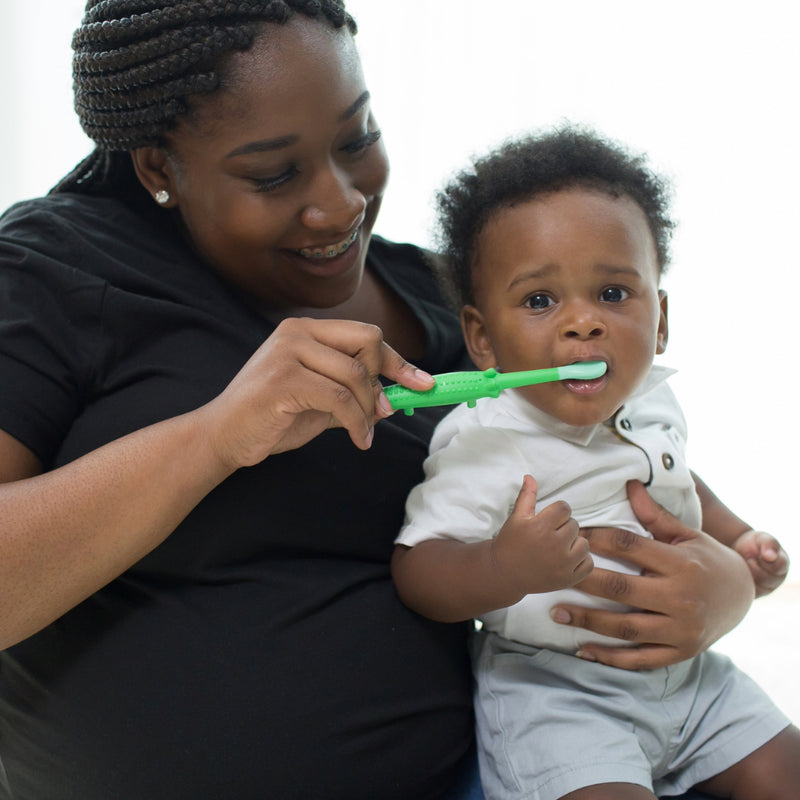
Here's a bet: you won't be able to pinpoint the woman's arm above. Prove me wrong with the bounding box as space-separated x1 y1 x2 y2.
549 479 755 670
0 318 432 649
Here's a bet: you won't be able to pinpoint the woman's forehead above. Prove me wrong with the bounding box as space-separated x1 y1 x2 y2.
186 18 362 127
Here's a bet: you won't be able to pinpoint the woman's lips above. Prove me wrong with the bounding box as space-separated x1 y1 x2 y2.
297 227 360 260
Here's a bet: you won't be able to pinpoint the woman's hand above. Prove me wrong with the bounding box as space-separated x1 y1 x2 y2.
549 480 755 670
203 317 433 468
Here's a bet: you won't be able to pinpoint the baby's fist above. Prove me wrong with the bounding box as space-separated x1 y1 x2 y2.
733 530 789 597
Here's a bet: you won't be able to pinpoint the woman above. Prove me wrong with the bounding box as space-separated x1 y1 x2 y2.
0 2 754 798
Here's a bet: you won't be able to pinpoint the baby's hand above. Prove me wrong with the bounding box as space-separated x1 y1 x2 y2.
491 475 593 597
733 529 790 597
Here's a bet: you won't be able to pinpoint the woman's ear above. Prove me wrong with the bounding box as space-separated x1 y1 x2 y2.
461 304 497 370
129 147 177 208
656 289 669 354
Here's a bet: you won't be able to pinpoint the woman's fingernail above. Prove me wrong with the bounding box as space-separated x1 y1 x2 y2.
378 392 395 417
575 649 597 662
415 368 434 384
550 608 571 624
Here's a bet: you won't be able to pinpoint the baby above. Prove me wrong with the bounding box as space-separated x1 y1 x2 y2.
392 126 799 800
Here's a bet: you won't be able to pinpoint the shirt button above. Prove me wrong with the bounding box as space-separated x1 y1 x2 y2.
619 418 632 431
662 453 675 470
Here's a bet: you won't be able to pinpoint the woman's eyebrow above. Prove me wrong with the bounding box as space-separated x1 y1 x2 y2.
225 135 299 159
341 91 370 121
223 92 370 159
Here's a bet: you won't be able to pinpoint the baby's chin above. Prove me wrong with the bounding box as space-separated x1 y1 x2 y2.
558 409 615 428
530 396 622 429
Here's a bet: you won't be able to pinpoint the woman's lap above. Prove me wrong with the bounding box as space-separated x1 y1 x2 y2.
443 750 715 800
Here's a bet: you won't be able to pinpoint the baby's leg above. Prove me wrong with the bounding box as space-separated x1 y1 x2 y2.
560 784 656 800
693 725 800 799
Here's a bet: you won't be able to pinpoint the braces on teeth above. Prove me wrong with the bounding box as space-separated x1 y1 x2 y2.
300 228 359 259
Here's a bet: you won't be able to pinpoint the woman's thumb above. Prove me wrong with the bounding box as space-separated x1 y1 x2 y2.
627 480 693 544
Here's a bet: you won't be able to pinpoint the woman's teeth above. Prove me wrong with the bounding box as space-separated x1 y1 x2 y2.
299 228 359 260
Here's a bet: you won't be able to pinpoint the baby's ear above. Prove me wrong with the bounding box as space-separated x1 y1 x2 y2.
656 290 669 354
461 305 497 369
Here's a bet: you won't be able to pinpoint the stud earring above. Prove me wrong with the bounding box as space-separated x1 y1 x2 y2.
154 190 170 205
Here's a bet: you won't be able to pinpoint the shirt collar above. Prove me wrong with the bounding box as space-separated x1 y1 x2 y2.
497 364 676 446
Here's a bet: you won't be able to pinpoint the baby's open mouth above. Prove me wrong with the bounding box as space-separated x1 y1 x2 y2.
297 228 359 260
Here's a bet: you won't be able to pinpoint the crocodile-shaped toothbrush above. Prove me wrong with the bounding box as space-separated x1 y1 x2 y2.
384 361 607 415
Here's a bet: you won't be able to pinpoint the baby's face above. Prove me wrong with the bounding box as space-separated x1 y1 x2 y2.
461 187 668 427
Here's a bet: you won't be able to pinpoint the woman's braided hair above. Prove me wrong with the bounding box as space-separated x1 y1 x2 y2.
53 0 355 195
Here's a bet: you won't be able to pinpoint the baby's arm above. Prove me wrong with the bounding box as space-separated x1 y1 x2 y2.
391 475 593 623
693 471 789 597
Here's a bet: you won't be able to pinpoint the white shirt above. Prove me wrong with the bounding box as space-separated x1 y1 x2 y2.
397 366 702 652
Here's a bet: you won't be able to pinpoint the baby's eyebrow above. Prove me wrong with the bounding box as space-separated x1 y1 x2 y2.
592 264 642 279
507 264 558 290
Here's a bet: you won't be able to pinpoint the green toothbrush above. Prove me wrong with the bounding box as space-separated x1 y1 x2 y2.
384 361 607 415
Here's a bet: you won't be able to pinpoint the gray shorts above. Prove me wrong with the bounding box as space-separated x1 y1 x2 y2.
472 630 790 800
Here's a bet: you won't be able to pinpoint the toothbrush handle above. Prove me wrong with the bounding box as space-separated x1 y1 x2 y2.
384 361 606 415
384 369 501 414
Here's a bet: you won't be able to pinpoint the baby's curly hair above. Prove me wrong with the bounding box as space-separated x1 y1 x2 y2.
435 125 676 308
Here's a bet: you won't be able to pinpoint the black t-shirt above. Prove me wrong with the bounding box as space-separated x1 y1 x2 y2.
0 193 474 799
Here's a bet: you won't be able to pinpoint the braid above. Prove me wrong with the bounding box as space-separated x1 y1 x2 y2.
53 0 356 195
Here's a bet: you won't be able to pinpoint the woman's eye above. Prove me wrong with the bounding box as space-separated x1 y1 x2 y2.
341 129 382 155
526 294 554 311
251 166 299 193
600 287 629 303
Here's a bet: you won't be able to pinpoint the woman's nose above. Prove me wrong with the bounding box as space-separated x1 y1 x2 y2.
301 165 366 232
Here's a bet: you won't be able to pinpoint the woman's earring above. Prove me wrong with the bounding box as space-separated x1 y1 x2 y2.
154 190 170 205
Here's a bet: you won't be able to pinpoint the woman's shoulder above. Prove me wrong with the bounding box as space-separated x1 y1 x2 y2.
368 234 468 374
367 234 457 309
3 191 135 234
0 191 205 303
1 192 167 261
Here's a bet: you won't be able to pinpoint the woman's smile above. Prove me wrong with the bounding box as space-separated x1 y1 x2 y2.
296 226 360 260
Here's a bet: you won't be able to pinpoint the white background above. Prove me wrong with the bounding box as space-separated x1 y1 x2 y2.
1 1 798 721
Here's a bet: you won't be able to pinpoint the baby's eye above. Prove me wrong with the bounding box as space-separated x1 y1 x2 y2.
525 293 554 311
600 287 629 303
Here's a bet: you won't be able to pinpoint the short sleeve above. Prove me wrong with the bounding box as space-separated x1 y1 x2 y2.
397 420 527 547
0 205 102 463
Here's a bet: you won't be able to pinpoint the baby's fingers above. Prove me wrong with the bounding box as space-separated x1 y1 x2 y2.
746 558 789 598
510 475 539 520
755 534 788 571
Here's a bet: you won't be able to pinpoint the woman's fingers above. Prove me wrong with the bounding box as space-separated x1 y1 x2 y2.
289 318 433 424
375 338 435 390
552 481 757 671
209 318 434 465
580 525 686 582
577 643 681 671
550 601 693 669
